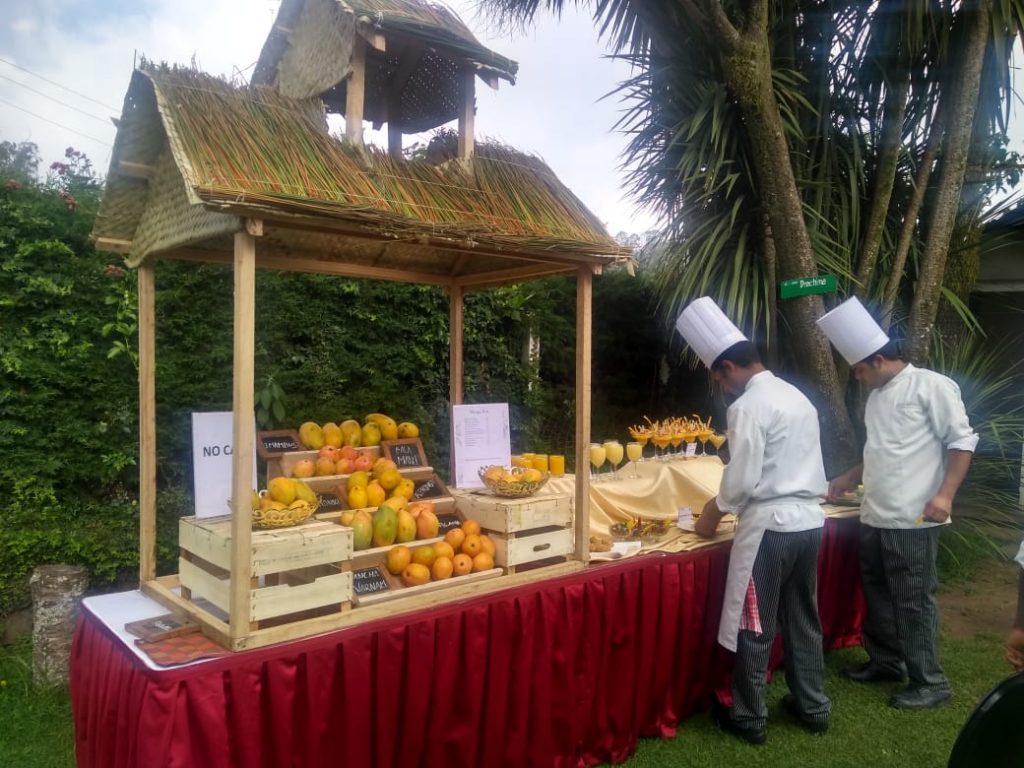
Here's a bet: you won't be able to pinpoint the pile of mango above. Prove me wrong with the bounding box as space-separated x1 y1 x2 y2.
385 519 496 587
298 413 420 450
337 459 438 551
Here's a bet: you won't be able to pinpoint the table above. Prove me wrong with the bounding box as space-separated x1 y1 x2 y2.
70 516 864 768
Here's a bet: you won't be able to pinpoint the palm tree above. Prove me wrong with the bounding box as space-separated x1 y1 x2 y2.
478 0 1023 473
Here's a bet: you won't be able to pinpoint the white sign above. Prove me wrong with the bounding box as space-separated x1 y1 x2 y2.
191 411 258 519
451 403 511 489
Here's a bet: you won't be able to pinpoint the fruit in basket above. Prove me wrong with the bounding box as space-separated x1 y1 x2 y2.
299 422 325 450
398 422 420 438
366 481 386 507
395 478 415 499
372 504 398 547
315 458 337 477
347 486 368 510
433 541 455 560
353 453 374 472
431 556 453 580
452 553 473 576
415 508 439 540
294 481 317 505
401 563 431 587
340 420 362 447
445 528 466 551
251 490 262 510
351 510 373 550
292 459 315 479
365 413 399 441
472 552 494 572
482 466 504 485
322 422 343 448
411 545 436 568
386 545 412 575
268 477 297 505
260 497 286 512
396 508 417 543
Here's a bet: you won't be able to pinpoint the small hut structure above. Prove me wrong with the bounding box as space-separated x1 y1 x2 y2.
93 0 631 649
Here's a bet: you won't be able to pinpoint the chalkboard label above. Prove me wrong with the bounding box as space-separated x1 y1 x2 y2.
383 438 427 468
412 475 447 500
353 567 390 596
256 430 303 462
263 435 299 452
436 513 461 534
317 493 343 513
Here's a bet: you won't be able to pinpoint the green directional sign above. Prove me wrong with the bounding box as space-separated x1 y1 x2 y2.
779 274 837 299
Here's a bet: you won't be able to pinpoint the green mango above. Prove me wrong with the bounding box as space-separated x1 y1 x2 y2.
350 510 373 551
371 504 398 547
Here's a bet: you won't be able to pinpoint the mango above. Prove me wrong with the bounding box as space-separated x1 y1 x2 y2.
350 510 373 551
396 508 417 543
383 494 408 511
339 510 357 526
294 480 318 505
415 509 440 540
361 422 382 447
299 421 325 450
347 470 370 489
372 457 398 477
347 485 368 510
411 545 436 568
251 490 262 511
340 420 362 447
395 478 415 499
431 556 453 581
365 481 386 507
401 562 431 587
268 476 297 505
322 422 343 448
398 422 420 438
371 504 398 547
386 545 412 575
365 413 399 441
377 468 401 491
292 458 315 478
315 458 336 476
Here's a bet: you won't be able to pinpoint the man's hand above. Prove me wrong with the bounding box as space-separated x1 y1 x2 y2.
1006 628 1024 671
827 467 860 500
695 497 722 538
922 494 952 523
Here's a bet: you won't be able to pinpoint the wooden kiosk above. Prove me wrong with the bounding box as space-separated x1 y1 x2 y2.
92 0 631 651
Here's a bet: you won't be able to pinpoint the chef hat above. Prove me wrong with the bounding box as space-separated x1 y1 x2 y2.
816 297 890 365
674 297 748 368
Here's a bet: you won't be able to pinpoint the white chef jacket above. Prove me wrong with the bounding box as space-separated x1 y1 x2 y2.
715 371 826 651
1016 538 1024 569
861 364 978 529
717 371 827 531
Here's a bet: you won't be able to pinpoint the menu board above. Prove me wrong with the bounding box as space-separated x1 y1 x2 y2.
451 403 511 489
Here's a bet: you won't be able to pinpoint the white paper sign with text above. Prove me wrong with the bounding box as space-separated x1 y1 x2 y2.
452 403 511 489
191 411 258 519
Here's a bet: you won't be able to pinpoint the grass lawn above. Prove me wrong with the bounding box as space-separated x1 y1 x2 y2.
0 634 1011 768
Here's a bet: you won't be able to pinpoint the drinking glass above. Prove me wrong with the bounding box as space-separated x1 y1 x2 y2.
709 432 727 456
652 432 671 462
589 443 607 482
603 439 624 480
626 441 643 479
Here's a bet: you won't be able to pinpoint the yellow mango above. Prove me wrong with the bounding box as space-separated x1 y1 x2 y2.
298 422 325 450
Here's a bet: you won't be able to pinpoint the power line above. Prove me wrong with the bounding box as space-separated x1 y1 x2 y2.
0 56 119 112
0 96 112 147
0 74 112 126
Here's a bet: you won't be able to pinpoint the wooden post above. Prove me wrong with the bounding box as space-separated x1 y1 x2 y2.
457 69 475 160
574 267 592 562
346 37 366 144
137 261 157 583
229 230 257 639
449 285 464 482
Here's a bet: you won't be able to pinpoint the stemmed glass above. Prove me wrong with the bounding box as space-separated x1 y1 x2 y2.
626 441 643 478
603 439 624 481
628 424 652 461
670 422 685 460
589 443 607 482
652 430 672 462
709 431 727 457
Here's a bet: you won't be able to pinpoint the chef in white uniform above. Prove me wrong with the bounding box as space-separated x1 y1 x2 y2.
1008 539 1024 671
677 297 830 745
819 297 977 710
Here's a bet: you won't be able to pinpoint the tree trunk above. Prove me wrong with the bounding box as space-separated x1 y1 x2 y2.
30 564 89 688
905 0 991 363
721 33 858 474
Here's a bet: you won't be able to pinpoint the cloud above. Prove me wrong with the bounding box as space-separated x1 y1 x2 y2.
0 0 656 233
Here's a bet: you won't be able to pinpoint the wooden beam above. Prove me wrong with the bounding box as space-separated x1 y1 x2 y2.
95 237 133 254
245 218 264 237
229 230 257 640
118 161 155 180
456 263 573 290
355 19 386 51
458 68 475 160
346 37 366 144
449 285 464 483
574 267 593 564
479 72 500 91
168 246 454 286
137 263 157 584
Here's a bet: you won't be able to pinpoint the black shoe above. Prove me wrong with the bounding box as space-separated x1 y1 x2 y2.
841 661 906 683
711 701 767 745
889 684 951 710
781 694 830 734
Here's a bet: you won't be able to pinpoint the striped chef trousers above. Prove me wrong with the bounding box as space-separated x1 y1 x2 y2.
732 528 830 729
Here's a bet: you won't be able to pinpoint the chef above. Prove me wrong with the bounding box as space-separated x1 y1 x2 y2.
819 296 977 710
1008 538 1024 671
677 297 830 745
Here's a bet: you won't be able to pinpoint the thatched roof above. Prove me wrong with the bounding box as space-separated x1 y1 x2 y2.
252 0 517 132
93 67 630 284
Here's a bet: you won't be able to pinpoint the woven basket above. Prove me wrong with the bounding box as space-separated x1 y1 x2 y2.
478 466 550 498
242 494 319 529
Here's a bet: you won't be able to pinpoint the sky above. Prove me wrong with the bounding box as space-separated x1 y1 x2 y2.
0 0 657 236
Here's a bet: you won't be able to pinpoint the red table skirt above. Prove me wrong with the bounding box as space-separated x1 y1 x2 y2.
71 517 863 768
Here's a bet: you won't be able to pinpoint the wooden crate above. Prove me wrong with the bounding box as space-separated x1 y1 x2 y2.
488 526 575 573
349 553 503 607
452 489 572 533
179 515 353 626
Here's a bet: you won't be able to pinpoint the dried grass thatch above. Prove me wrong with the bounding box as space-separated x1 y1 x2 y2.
95 66 629 269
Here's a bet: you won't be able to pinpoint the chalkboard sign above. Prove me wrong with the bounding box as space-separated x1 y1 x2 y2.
412 474 448 501
436 513 462 534
353 567 390 596
317 492 343 513
382 438 428 469
256 429 302 462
